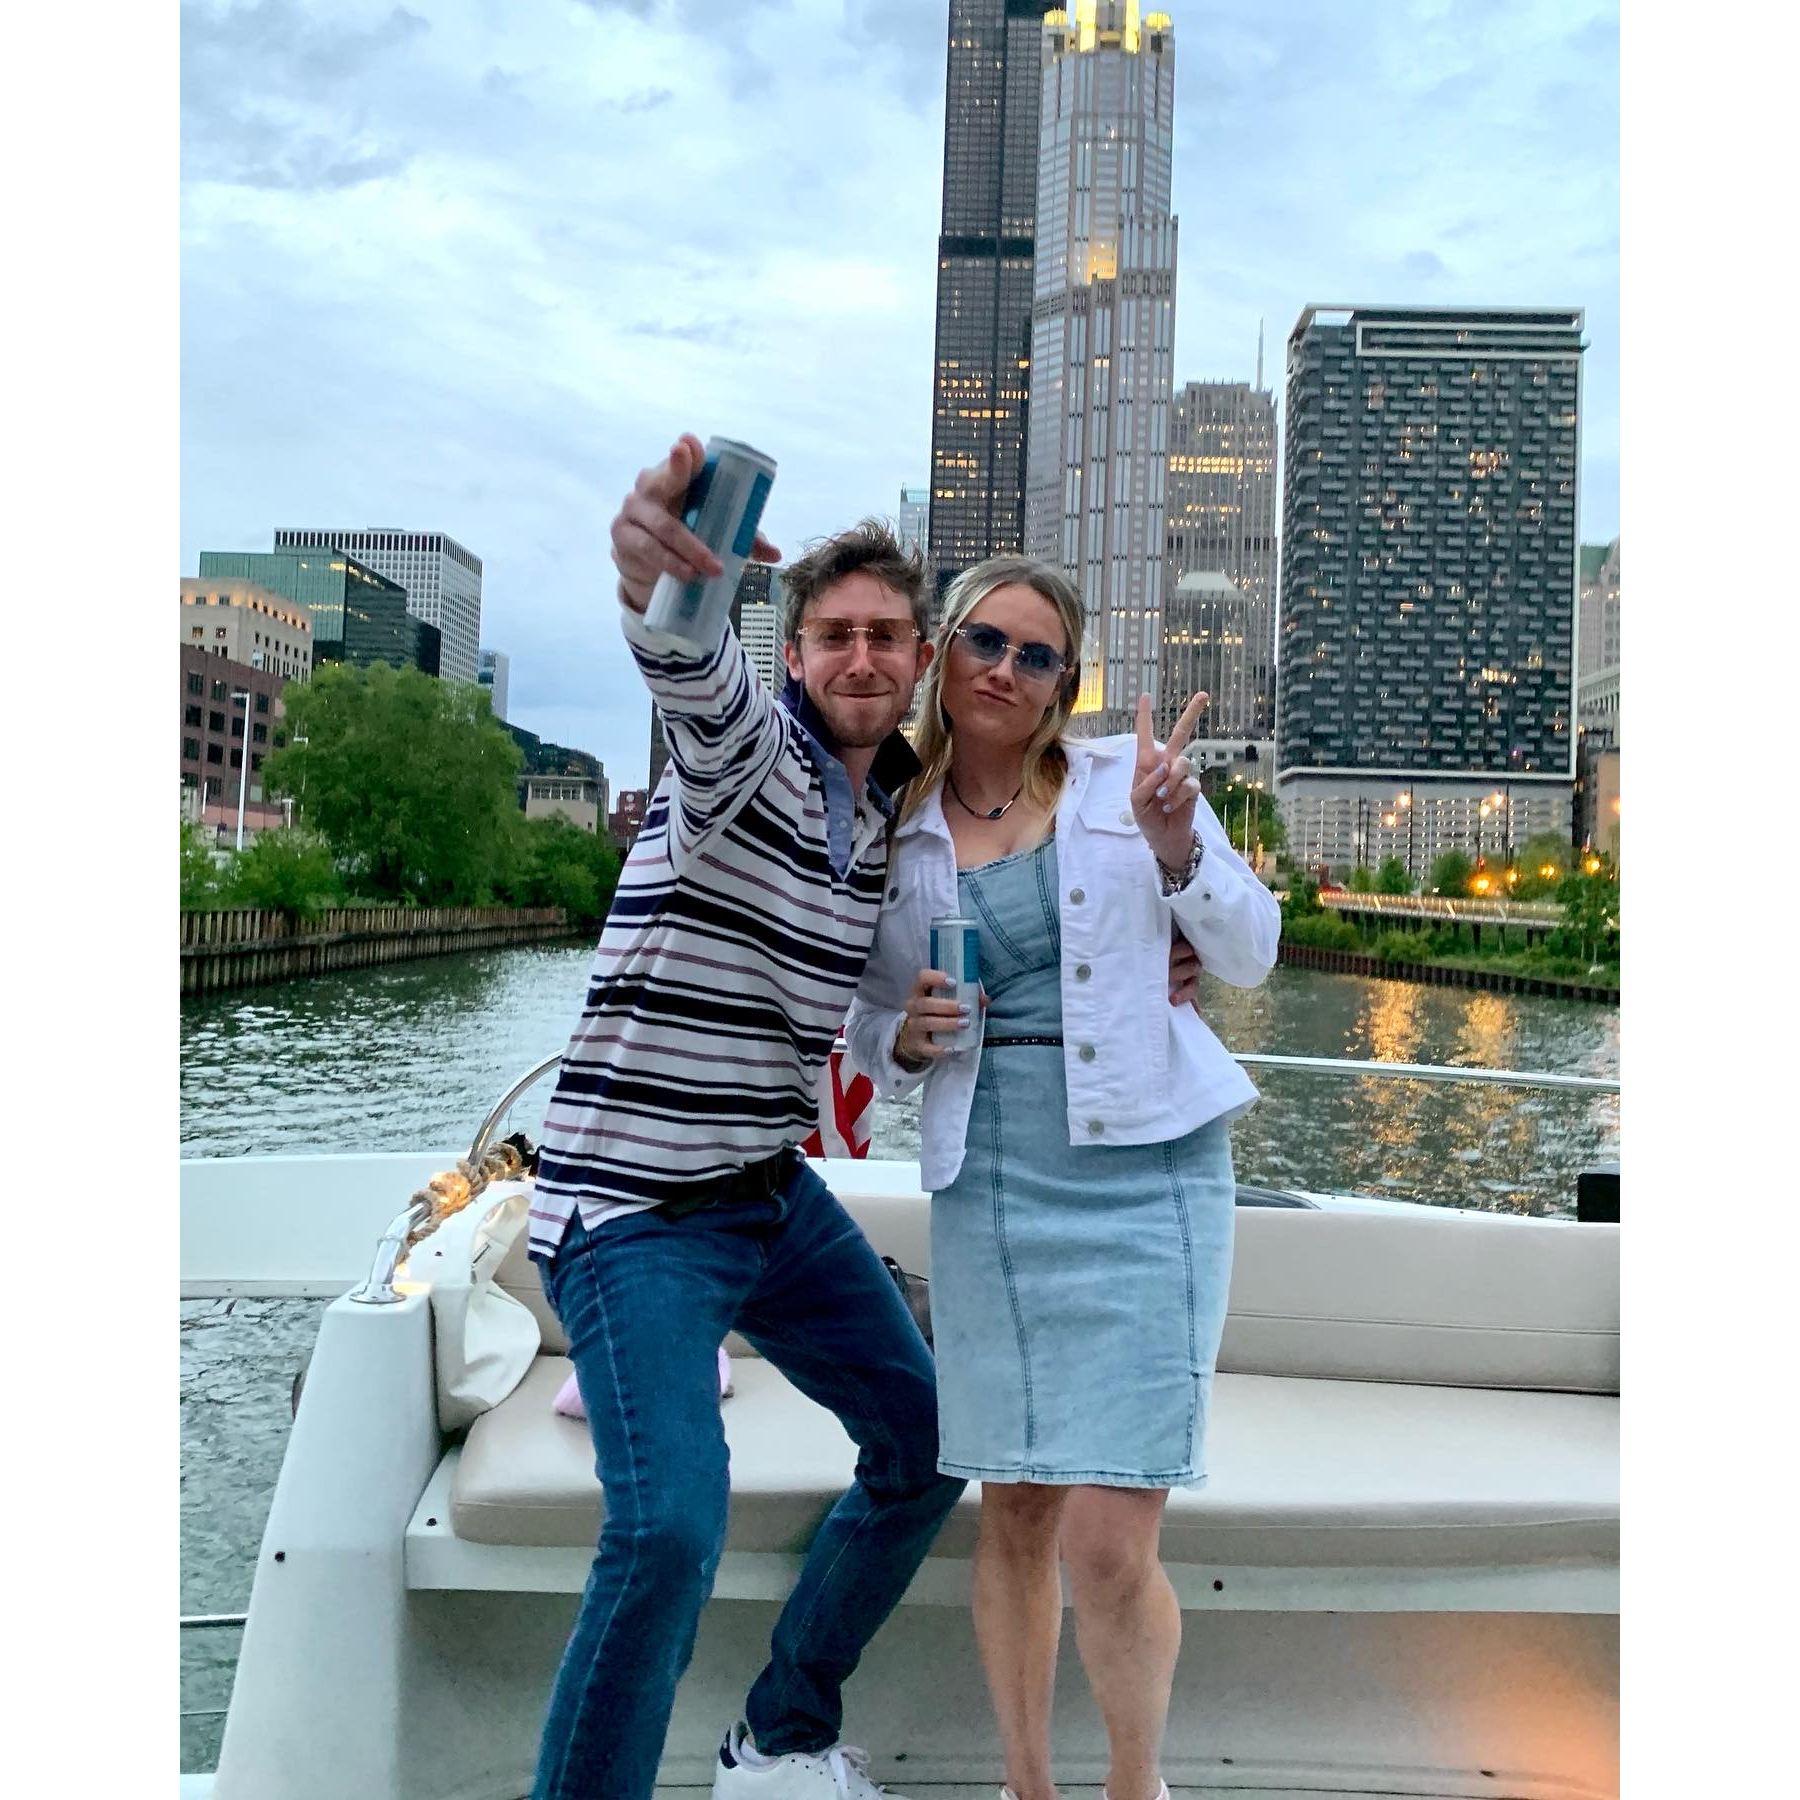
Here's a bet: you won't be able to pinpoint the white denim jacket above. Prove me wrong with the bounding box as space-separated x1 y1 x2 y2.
844 734 1283 1191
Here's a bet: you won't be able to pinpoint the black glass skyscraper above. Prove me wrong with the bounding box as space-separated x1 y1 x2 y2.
1274 305 1586 878
926 2 1059 602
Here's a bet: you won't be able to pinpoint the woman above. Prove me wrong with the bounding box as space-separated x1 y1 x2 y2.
845 555 1280 1800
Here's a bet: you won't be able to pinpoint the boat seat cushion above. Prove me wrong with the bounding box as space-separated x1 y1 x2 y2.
496 1198 1618 1394
451 1353 1618 1569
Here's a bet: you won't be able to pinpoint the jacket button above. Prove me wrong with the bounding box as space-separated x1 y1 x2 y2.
1088 1120 1105 1136
1075 962 1092 981
1078 1043 1096 1062
1118 810 1132 825
1202 891 1212 902
1069 887 1085 904
888 887 899 900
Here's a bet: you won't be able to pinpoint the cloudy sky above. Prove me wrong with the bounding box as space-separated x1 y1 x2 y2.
181 0 1619 788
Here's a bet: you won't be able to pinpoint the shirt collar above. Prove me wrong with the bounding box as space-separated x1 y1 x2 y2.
780 673 922 817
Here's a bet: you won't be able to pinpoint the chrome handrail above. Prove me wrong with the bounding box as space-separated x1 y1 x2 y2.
468 1051 562 1162
1232 1053 1617 1094
346 1197 434 1307
348 1045 1618 1306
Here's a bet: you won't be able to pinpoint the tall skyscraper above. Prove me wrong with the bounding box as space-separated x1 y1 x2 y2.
1275 305 1585 878
738 599 783 698
1025 2 1178 737
926 1 1059 601
273 528 483 684
1160 572 1254 746
897 486 930 559
477 648 510 723
1164 378 1278 736
1577 538 1619 679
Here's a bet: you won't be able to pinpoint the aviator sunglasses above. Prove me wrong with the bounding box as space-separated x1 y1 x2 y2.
952 621 1071 685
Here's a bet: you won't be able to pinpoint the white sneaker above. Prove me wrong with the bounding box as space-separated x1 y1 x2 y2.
712 1721 906 1800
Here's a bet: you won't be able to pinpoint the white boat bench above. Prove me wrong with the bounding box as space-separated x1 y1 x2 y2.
438 1194 1619 1617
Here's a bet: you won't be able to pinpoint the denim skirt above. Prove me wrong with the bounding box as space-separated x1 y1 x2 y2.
930 1048 1237 1489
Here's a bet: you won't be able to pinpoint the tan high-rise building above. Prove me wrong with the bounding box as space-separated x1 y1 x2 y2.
1578 539 1620 680
1025 3 1178 737
1164 379 1278 736
179 578 313 684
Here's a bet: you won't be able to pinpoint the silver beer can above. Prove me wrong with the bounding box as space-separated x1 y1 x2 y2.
928 916 983 1054
643 435 779 652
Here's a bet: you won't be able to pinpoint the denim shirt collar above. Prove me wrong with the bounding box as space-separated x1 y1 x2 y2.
780 674 922 875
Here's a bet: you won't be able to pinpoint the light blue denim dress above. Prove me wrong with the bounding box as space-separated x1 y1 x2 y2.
931 839 1236 1488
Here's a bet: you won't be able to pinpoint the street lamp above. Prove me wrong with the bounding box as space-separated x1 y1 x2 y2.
231 690 253 851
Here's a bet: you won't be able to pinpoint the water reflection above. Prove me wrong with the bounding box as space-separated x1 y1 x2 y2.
182 947 1619 1217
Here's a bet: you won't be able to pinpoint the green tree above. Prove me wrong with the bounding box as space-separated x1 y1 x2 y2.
1282 874 1322 920
222 829 345 921
1210 782 1287 860
1347 864 1375 893
1512 831 1575 901
265 663 525 904
507 816 623 926
1375 856 1412 895
1555 870 1620 965
181 820 225 911
1428 849 1474 896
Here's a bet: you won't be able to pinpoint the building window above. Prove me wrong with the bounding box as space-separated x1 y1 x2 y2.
254 692 270 713
229 749 243 769
206 744 223 765
252 723 267 744
251 753 264 773
208 711 225 732
183 737 200 760
211 680 227 701
188 672 204 695
185 705 202 727
231 716 245 738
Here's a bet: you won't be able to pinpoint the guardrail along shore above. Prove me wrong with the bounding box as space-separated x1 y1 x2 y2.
181 905 582 996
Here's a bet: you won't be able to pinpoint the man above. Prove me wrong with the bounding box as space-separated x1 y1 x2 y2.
528 434 1205 1800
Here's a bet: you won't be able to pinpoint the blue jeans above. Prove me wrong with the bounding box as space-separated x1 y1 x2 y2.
529 1156 966 1800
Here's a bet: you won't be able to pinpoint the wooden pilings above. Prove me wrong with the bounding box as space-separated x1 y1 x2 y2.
180 906 583 996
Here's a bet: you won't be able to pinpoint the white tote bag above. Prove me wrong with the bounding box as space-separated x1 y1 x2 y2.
412 1178 543 1432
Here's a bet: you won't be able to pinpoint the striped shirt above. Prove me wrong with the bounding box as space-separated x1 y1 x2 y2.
528 605 919 1257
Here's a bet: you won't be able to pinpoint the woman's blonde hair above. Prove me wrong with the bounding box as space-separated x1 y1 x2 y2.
902 555 1085 825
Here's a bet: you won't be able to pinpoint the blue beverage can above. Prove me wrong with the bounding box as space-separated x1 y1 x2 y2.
643 435 779 651
928 916 983 1054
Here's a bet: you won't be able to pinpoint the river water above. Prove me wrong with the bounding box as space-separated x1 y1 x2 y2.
179 941 1618 1768
180 940 1619 1209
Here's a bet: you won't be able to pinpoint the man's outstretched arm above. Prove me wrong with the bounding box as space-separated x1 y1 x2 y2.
611 434 784 852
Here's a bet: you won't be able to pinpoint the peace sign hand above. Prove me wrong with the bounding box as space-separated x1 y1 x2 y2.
1130 691 1208 872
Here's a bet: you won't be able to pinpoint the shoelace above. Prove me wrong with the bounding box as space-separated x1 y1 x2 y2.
825 1743 876 1798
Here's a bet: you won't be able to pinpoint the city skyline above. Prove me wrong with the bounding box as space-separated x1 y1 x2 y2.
181 0 1619 785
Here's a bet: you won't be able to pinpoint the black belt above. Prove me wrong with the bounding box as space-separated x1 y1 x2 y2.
659 1145 801 1219
982 1034 1063 1048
